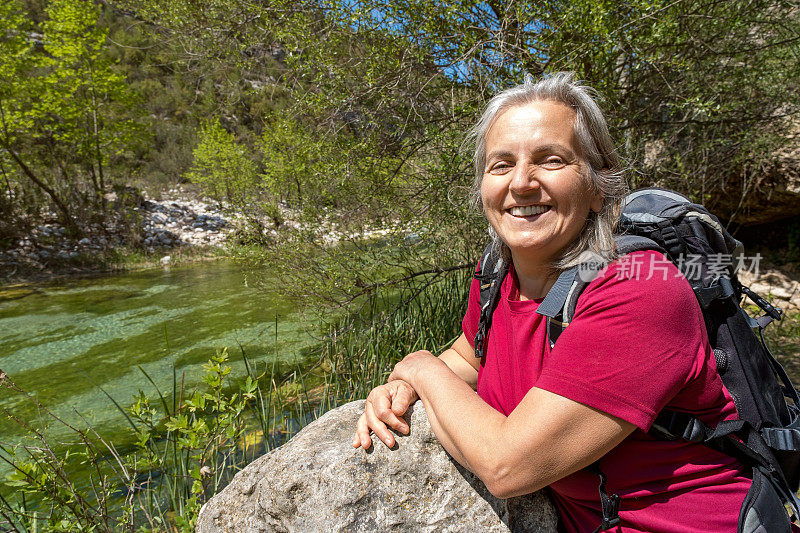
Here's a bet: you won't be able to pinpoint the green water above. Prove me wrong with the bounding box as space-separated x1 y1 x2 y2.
0 261 315 449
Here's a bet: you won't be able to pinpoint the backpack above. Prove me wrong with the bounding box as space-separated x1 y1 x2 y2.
472 187 800 533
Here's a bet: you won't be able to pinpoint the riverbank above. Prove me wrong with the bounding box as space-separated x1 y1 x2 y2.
0 187 239 287
0 265 471 532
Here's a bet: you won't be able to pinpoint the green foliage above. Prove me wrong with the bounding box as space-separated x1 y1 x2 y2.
0 0 142 234
185 119 259 209
126 349 254 531
0 0 35 139
258 112 409 215
0 0 36 238
108 0 800 308
0 347 294 531
39 0 140 198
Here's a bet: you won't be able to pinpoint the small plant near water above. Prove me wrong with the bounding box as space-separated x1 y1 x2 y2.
0 370 132 531
124 349 257 531
0 348 295 531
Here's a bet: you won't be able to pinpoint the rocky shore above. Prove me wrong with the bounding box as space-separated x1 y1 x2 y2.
0 188 235 283
136 192 230 250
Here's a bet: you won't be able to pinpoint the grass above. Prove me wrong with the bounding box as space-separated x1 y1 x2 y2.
765 307 800 383
318 271 470 405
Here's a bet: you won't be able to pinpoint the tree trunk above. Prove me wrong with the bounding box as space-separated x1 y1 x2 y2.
1 139 78 233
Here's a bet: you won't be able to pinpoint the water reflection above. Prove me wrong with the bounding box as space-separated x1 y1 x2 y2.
0 261 314 442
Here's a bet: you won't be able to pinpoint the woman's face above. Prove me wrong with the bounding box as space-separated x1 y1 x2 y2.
481 100 603 264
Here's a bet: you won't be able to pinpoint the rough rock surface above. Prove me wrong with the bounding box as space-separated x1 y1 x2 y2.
197 401 557 533
732 144 800 226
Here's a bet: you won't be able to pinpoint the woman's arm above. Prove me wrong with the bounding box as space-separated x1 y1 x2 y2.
388 351 636 498
436 333 479 388
352 333 478 450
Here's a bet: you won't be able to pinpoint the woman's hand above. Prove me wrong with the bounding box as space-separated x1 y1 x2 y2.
352 342 474 450
352 379 419 449
388 350 448 391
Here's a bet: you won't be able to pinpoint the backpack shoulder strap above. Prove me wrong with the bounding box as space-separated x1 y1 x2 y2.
542 235 664 348
474 243 508 359
615 234 665 256
535 266 581 348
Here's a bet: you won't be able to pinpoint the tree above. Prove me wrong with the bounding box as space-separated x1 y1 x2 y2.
0 0 140 233
185 118 259 209
40 0 139 207
0 0 78 230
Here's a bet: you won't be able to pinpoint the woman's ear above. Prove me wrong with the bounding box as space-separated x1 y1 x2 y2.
590 191 604 214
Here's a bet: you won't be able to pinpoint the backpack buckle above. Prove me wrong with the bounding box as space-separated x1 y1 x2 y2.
590 463 622 533
695 277 736 308
651 410 710 443
740 284 783 322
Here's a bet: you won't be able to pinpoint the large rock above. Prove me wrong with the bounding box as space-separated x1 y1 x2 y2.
197 401 557 532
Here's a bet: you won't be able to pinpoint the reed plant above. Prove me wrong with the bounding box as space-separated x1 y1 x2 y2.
320 271 471 405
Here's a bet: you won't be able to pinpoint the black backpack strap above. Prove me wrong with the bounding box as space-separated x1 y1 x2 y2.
614 234 664 256
650 410 800 520
587 462 621 532
474 244 508 360
654 220 685 260
650 410 720 444
739 282 785 323
762 427 800 452
758 328 800 407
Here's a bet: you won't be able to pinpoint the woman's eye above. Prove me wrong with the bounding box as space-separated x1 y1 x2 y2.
541 157 566 168
490 162 512 172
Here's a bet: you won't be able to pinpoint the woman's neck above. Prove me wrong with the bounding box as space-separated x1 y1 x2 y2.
510 250 560 301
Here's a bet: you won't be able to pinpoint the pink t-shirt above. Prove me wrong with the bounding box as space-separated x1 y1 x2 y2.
462 250 751 532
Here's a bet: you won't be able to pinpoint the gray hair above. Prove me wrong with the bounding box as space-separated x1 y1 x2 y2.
470 72 628 270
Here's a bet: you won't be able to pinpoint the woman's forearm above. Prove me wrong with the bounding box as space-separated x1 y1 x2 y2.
390 351 635 498
413 359 507 481
438 347 479 389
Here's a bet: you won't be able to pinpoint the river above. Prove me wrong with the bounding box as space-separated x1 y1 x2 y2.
0 261 316 456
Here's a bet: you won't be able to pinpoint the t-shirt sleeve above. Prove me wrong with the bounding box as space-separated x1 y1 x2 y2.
535 250 707 431
462 272 482 348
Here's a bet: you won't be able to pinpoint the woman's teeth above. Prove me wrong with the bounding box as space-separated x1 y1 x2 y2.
509 205 550 217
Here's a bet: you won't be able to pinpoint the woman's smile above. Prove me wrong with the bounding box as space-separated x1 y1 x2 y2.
507 205 551 218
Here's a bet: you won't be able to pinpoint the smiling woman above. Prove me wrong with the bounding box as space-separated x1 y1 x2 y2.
352 73 785 533
479 101 603 299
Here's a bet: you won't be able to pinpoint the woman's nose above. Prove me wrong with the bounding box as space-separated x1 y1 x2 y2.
509 164 540 194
